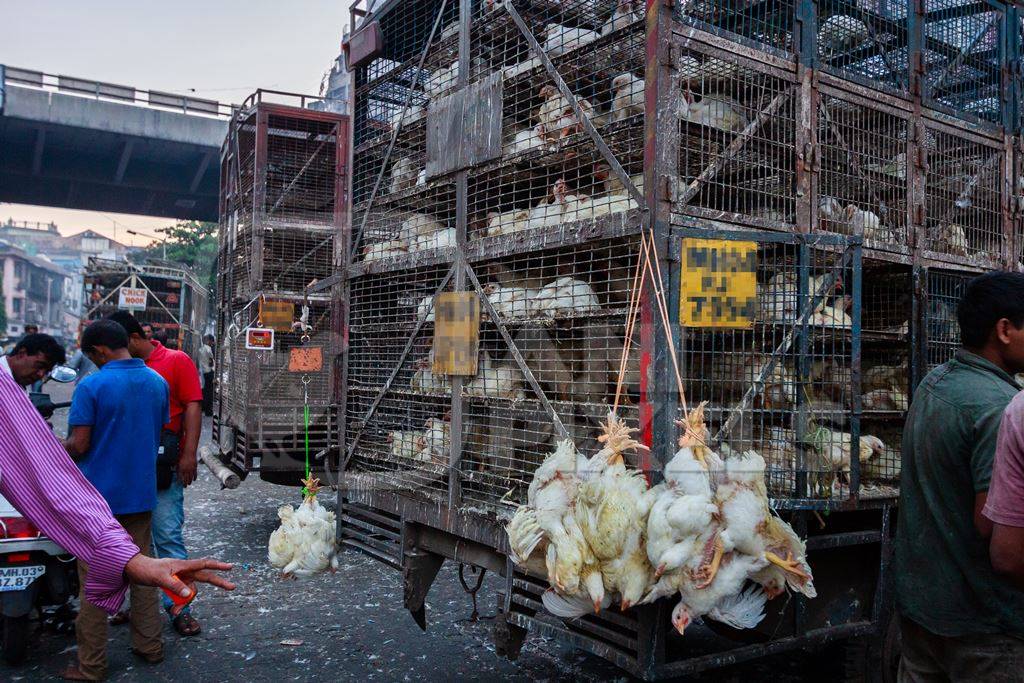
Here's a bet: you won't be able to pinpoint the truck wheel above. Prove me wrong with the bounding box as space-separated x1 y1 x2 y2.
2 614 30 665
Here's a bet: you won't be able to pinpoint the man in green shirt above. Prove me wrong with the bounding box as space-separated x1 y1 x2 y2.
895 271 1024 681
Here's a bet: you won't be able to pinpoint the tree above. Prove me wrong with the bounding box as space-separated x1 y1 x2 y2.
144 221 218 294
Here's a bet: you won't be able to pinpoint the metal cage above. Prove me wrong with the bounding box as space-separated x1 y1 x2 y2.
335 0 1023 677
213 92 349 481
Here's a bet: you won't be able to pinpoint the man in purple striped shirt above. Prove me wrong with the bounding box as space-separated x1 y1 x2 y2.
0 341 236 676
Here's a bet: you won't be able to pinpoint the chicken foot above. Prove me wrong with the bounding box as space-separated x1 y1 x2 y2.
765 550 811 582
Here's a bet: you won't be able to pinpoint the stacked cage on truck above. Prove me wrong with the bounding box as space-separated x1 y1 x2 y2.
337 0 1021 677
213 91 349 484
82 257 209 358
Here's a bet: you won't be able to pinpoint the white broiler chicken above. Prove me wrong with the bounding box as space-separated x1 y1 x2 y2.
810 295 853 328
844 204 889 242
416 294 436 323
932 223 969 257
758 272 841 324
610 73 645 123
715 451 817 599
543 23 600 57
484 208 531 237
506 440 597 599
644 404 719 581
601 0 643 35
818 14 870 58
819 197 843 229
410 226 457 252
410 355 451 394
680 90 748 132
862 387 909 411
268 477 339 577
401 213 447 242
465 351 525 399
417 416 451 463
362 239 408 263
385 103 425 130
388 430 423 460
483 282 535 318
547 414 651 616
531 275 602 318
389 156 419 194
525 180 571 231
503 126 552 156
806 426 886 479
535 86 596 140
425 61 459 99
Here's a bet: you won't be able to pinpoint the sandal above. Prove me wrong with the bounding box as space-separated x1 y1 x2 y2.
172 611 201 637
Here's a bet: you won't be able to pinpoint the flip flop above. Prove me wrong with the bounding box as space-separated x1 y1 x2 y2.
172 611 201 636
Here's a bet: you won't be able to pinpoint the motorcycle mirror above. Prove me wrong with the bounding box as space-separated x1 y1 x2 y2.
48 366 78 384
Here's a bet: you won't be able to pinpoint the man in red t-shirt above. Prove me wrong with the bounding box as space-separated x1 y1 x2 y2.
108 312 204 637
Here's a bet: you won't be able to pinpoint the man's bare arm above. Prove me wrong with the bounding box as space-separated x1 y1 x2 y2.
990 522 1024 589
63 425 92 461
178 401 202 486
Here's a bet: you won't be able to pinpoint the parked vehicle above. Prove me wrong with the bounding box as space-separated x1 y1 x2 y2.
1 366 78 665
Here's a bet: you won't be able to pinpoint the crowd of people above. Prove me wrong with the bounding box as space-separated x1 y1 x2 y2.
0 316 231 680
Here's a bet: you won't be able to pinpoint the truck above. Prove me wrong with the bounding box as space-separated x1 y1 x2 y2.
328 0 1021 678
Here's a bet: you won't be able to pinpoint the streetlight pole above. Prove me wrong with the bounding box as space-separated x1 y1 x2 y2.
126 229 167 259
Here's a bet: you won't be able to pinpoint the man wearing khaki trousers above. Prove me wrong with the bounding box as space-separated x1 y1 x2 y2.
62 321 170 680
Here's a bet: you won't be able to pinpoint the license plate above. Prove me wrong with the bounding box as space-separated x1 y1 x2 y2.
0 565 45 591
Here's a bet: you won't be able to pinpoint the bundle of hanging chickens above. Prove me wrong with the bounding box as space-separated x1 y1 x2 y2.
506 405 816 636
268 476 339 577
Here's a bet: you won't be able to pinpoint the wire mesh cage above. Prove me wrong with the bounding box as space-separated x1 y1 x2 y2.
214 93 348 478
817 0 910 95
817 88 910 251
921 123 1004 265
921 0 1005 126
332 0 1024 676
922 267 971 373
673 37 798 230
676 0 795 55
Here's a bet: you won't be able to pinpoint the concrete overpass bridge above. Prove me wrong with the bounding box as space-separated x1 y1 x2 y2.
0 65 231 221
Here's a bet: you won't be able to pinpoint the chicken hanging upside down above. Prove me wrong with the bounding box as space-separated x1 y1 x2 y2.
506 405 817 636
267 476 339 577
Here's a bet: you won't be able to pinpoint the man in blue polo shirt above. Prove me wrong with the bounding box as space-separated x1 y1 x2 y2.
63 320 169 681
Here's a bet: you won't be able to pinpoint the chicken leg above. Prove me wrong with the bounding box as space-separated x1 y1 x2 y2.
765 550 812 582
694 533 725 589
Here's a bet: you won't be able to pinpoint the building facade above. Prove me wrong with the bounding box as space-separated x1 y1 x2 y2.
0 241 67 339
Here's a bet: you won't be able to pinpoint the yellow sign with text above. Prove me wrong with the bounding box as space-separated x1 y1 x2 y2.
680 238 758 328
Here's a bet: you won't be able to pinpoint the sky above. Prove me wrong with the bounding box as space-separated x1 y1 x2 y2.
0 0 350 247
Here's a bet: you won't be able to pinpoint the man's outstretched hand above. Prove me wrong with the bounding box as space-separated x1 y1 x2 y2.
124 555 236 598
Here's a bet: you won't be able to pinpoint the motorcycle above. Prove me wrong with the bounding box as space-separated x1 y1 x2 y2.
0 365 79 665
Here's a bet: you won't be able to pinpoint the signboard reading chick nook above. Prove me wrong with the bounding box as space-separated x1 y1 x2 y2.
680 238 758 328
433 292 480 376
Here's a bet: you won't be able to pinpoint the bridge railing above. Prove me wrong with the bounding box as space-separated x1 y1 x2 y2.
1 65 238 119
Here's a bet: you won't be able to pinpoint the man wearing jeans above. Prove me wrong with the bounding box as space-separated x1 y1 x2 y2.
109 312 204 636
